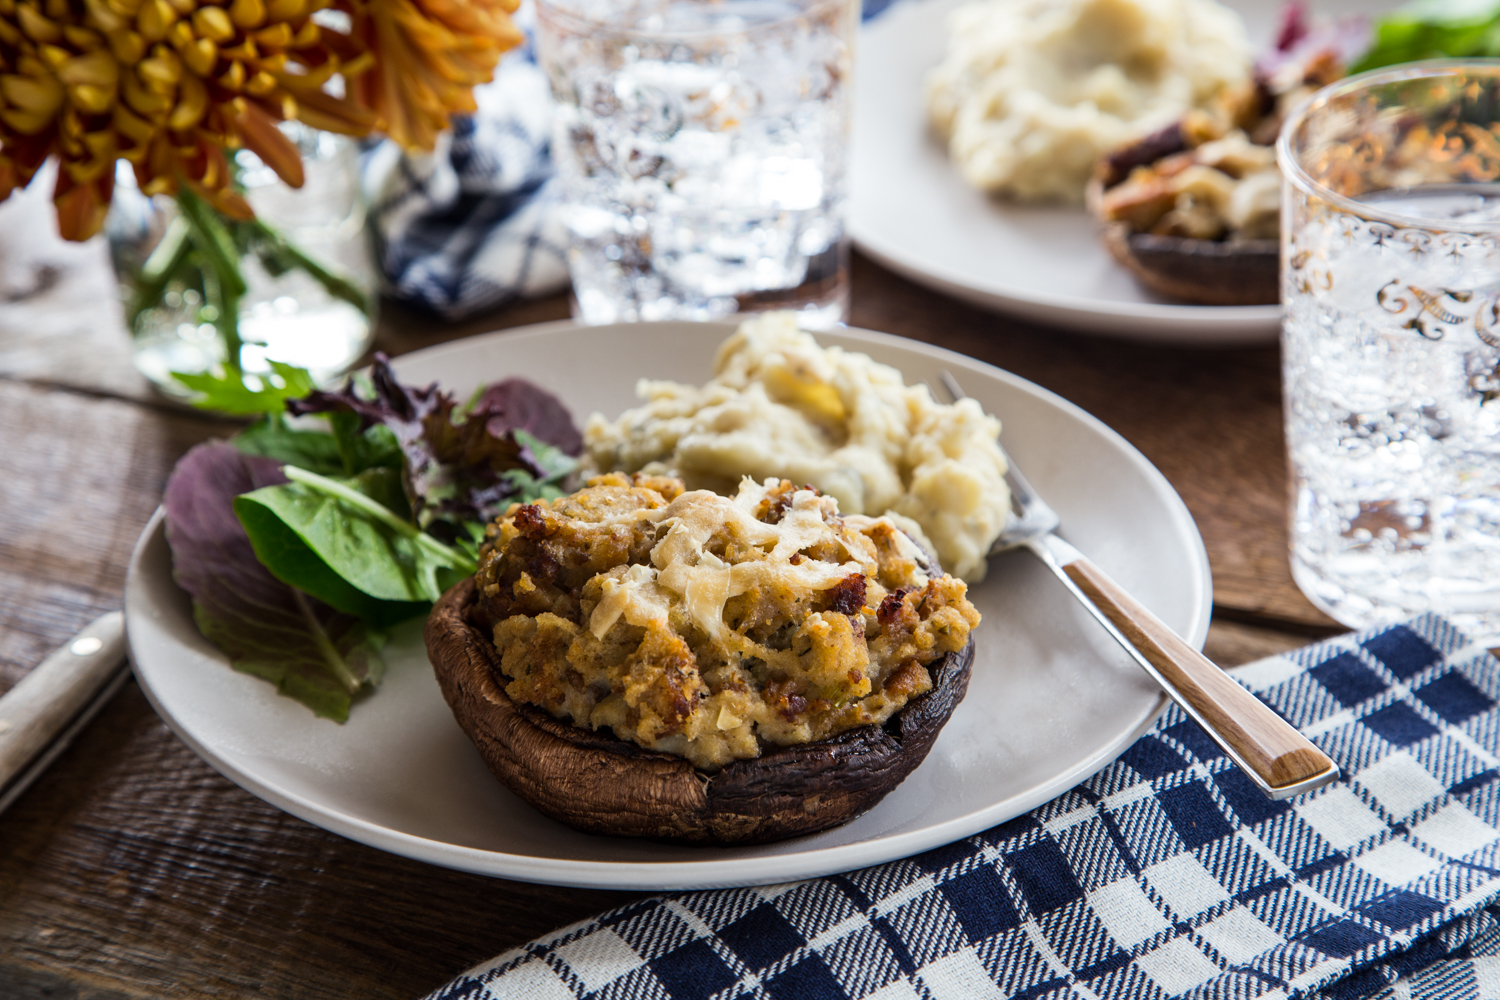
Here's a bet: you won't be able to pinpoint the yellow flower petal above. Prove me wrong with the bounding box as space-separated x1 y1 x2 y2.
69 81 114 112
58 46 118 86
1 72 64 113
180 35 215 75
167 68 204 127
228 0 263 30
190 4 232 41
17 3 62 43
135 0 175 41
232 96 302 185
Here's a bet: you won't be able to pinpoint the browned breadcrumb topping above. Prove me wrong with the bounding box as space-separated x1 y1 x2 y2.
471 473 981 770
1096 53 1345 242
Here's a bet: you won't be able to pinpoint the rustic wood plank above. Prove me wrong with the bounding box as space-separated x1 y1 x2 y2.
1205 618 1336 669
0 682 644 1000
0 382 224 690
0 180 152 404
374 290 572 355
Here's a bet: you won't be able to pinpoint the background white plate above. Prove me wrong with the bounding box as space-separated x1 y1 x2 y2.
124 321 1211 890
851 0 1381 343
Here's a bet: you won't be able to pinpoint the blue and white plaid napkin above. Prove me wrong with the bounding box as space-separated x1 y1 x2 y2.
423 615 1500 1000
363 0 897 320
361 7 569 320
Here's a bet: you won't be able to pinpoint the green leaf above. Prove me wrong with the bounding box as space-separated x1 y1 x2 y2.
235 467 473 612
516 429 578 483
192 600 385 722
174 360 318 416
501 429 579 503
234 493 427 628
452 520 487 566
233 413 347 475
1351 0 1500 71
328 411 403 475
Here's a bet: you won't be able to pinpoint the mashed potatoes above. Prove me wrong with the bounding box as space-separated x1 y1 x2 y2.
926 0 1251 202
582 313 1011 582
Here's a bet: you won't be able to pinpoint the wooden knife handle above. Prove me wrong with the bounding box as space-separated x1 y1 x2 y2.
1061 557 1335 793
0 612 127 794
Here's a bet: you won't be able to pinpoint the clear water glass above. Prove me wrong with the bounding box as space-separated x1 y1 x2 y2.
535 0 857 329
1279 62 1500 641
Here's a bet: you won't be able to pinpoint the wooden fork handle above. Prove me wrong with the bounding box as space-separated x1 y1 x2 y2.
1059 554 1337 796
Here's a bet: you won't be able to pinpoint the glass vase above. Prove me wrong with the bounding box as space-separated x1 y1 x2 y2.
106 124 377 397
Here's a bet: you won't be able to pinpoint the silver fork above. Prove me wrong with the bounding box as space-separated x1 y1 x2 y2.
938 371 1338 800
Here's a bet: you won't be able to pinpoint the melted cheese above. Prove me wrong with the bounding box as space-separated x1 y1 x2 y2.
585 481 867 645
589 563 671 639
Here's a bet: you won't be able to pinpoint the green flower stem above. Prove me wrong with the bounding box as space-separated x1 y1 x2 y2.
128 216 192 329
280 465 477 574
250 218 370 315
176 186 249 373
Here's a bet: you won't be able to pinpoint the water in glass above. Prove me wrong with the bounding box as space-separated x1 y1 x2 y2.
536 0 855 328
1283 185 1500 640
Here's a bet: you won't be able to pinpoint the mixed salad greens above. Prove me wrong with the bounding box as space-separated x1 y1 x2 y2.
163 358 581 720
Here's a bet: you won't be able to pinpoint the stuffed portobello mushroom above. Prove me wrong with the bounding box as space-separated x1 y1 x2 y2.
1089 28 1352 305
425 473 980 845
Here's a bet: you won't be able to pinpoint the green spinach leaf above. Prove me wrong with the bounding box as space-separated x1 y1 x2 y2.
235 466 475 615
233 412 347 475
328 411 403 476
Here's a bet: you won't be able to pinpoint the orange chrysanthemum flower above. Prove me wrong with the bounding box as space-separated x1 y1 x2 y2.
0 0 519 239
341 0 520 151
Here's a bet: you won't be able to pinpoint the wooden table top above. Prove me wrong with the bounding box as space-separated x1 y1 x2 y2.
0 190 1342 998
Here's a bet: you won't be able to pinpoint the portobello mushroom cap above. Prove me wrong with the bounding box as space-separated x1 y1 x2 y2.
1101 222 1279 306
425 577 975 845
1086 116 1284 305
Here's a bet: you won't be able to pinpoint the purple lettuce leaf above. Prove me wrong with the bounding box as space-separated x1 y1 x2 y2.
163 441 383 722
469 378 584 456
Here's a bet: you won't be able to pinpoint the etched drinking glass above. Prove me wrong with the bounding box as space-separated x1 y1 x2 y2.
534 0 858 329
1279 62 1500 641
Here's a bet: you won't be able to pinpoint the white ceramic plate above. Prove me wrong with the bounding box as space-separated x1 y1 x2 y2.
124 321 1211 890
850 0 1382 343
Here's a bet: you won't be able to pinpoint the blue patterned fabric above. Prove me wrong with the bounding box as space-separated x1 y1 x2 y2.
422 615 1500 1000
361 8 569 320
365 0 896 320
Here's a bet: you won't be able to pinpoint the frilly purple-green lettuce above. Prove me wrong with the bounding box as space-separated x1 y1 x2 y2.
288 354 581 536
163 360 582 720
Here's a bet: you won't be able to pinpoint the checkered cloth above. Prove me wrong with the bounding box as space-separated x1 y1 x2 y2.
363 0 894 320
422 615 1500 1000
360 5 569 320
